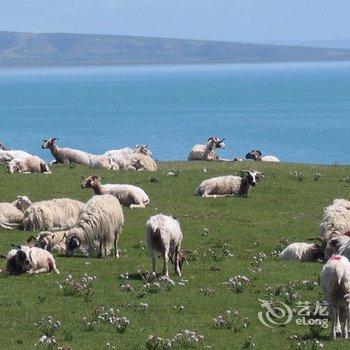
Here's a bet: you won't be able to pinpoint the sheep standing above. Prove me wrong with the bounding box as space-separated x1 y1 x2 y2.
42 138 94 165
81 175 150 209
146 214 184 277
188 136 225 161
245 150 280 162
197 171 266 198
279 242 324 262
6 155 51 174
23 198 85 231
65 194 124 258
319 199 350 240
0 196 32 230
321 255 350 339
4 246 59 275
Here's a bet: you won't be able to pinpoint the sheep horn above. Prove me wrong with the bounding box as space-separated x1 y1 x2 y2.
10 243 21 249
26 235 37 243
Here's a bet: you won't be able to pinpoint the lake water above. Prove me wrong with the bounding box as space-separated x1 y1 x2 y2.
0 61 349 164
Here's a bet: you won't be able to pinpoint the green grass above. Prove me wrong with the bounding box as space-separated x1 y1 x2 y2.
1 161 350 349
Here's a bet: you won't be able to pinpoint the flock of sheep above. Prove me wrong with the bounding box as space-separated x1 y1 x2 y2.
1 135 349 340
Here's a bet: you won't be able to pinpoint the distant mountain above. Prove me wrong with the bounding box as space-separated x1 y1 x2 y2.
272 39 350 50
1 31 350 66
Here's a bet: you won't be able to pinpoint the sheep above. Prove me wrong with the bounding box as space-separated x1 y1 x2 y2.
0 149 32 162
89 155 119 170
4 245 59 275
104 145 153 164
5 155 51 174
321 232 350 260
146 214 184 277
119 153 157 171
65 194 124 258
279 242 324 262
321 255 350 339
42 138 95 165
245 150 280 162
81 175 150 209
23 198 85 231
188 136 226 161
197 170 266 198
0 196 32 230
27 229 69 254
319 199 350 240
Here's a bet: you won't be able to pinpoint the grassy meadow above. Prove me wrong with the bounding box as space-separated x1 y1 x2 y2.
1 161 350 349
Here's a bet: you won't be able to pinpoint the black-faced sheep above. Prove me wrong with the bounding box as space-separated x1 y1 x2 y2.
245 150 280 162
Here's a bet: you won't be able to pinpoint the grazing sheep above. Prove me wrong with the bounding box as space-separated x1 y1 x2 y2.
23 198 85 231
89 155 119 170
6 156 51 174
279 242 324 262
27 229 69 254
321 255 350 339
319 199 350 240
4 245 59 275
81 175 150 209
197 171 266 198
245 150 280 162
42 138 95 165
146 214 184 277
188 136 226 161
0 196 32 230
119 153 157 171
65 194 124 258
104 145 153 164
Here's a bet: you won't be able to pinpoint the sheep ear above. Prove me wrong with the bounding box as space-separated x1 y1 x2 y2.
0 254 7 259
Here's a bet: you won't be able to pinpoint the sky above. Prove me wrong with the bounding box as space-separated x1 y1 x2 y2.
1 0 350 43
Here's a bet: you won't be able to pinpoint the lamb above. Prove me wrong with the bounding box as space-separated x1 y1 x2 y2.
27 229 69 254
188 136 226 161
23 198 85 231
4 245 60 275
197 170 266 198
65 194 124 258
245 150 280 162
119 154 157 171
279 242 324 262
104 145 153 164
6 155 51 174
0 196 32 230
89 155 119 170
319 199 350 240
146 214 184 277
81 174 150 209
321 255 350 339
42 138 95 165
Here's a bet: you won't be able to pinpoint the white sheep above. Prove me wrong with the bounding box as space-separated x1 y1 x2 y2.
0 196 32 230
89 155 119 170
0 149 32 162
197 171 266 198
81 175 150 209
324 233 350 260
119 153 157 171
4 245 59 275
321 255 350 339
319 199 350 240
245 150 280 162
104 145 153 164
6 155 51 174
42 138 95 165
27 229 69 254
23 198 85 231
146 214 184 277
188 136 226 161
279 242 324 262
65 194 124 258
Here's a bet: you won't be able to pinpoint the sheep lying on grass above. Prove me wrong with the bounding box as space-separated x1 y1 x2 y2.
104 145 153 164
81 174 150 209
245 150 280 162
27 229 69 254
65 194 124 258
4 245 59 275
89 155 119 170
321 255 350 339
146 214 184 277
319 199 350 240
119 154 157 171
6 156 51 174
188 136 225 161
0 196 32 230
0 149 32 162
279 242 324 262
23 198 85 231
197 171 266 198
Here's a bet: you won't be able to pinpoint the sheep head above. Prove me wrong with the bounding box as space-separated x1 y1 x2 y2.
65 234 82 256
245 150 262 161
16 196 32 212
81 174 101 189
241 170 267 186
42 138 59 149
136 145 153 158
207 136 225 149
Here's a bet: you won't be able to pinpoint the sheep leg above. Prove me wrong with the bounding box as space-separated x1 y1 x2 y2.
114 232 119 258
331 305 339 339
202 193 229 198
1 224 14 230
130 203 145 209
162 248 169 277
27 267 49 275
174 245 181 277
